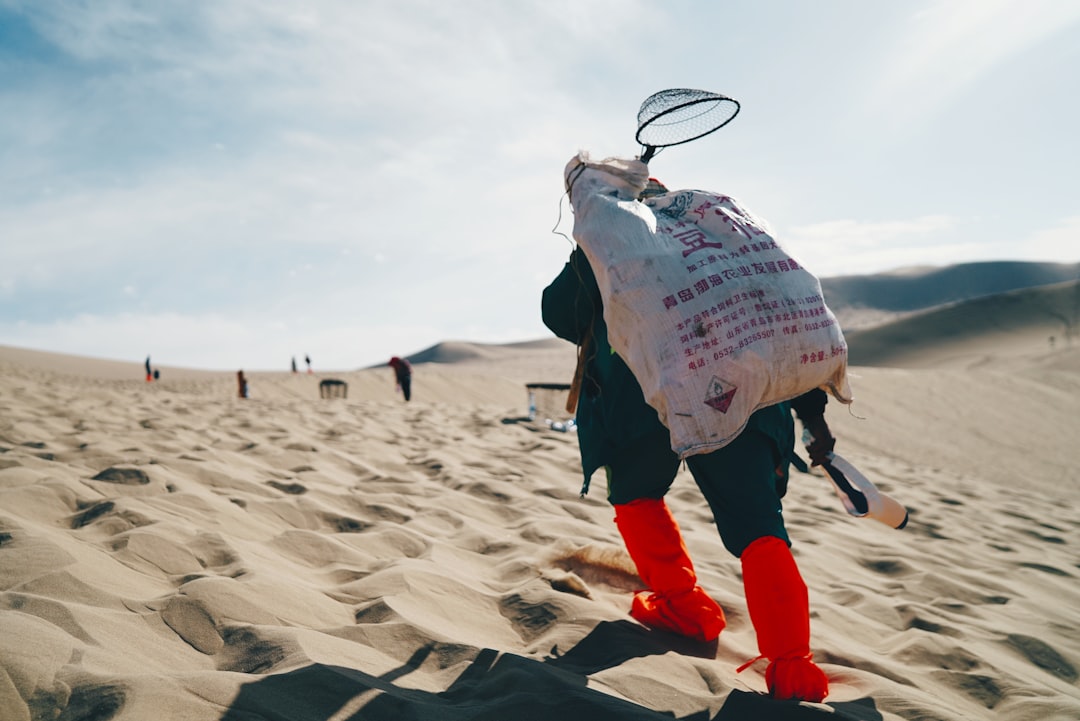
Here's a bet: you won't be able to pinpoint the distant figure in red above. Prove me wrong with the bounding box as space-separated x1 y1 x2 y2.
237 370 249 399
388 357 412 401
145 355 153 382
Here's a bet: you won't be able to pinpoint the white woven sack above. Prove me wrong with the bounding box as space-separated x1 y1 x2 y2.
565 152 852 458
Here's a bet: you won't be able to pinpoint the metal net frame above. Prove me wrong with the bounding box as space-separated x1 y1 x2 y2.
635 88 740 162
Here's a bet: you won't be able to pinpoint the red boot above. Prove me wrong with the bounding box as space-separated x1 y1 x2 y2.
741 536 828 702
614 498 726 642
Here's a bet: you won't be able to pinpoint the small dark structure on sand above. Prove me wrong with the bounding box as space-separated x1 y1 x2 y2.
319 379 347 399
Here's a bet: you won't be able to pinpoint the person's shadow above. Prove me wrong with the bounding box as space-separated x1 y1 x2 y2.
217 620 885 721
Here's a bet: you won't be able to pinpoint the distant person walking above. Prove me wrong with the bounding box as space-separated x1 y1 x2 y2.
305 355 312 374
145 355 153 382
389 357 412 402
237 370 249 399
291 356 298 374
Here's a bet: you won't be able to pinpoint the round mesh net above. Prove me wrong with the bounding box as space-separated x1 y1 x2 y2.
635 88 740 149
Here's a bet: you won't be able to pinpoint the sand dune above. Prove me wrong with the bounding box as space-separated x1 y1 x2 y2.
1 325 1078 720
821 261 1080 331
845 281 1079 370
403 338 572 366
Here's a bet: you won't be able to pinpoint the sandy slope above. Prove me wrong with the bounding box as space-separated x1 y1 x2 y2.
1 336 1078 721
844 281 1079 370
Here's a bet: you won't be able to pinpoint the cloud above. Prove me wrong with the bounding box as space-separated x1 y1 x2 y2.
1017 216 1080 263
2 1 640 203
864 0 1080 127
786 215 961 276
788 212 1080 278
0 1 637 296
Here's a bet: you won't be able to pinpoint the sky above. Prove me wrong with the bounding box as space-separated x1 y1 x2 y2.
2 0 1079 371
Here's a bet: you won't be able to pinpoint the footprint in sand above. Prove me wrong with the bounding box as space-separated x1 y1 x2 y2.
354 599 397 624
69 501 117 529
498 593 559 643
932 670 1006 709
1020 528 1066 545
68 499 153 532
124 531 205 576
53 684 127 721
318 512 373 533
899 609 963 638
161 595 223 655
1004 633 1078 683
1016 561 1071 576
858 557 915 576
188 532 243 572
266 480 307 495
90 467 150 485
215 627 289 674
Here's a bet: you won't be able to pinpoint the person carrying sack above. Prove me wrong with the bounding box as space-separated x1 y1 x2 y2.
542 175 838 704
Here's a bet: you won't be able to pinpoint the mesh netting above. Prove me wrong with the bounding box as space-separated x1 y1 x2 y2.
635 88 740 149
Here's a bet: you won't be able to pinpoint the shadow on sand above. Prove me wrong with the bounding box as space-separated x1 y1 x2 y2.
218 620 884 721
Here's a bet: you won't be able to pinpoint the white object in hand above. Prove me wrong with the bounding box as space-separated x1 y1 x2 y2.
821 452 909 529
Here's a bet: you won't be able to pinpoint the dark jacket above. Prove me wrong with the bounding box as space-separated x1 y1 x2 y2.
389 357 412 383
541 248 825 485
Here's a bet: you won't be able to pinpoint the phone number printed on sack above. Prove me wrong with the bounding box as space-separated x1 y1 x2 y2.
674 285 835 373
649 195 841 374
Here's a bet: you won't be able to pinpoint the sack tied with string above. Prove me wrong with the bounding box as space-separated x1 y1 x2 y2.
564 152 852 458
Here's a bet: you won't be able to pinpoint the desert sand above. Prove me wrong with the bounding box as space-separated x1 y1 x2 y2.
1 329 1078 720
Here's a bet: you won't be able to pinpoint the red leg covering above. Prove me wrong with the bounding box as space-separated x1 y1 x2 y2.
613 498 726 642
741 536 828 702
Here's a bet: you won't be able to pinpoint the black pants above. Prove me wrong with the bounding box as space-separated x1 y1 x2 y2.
604 428 789 557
